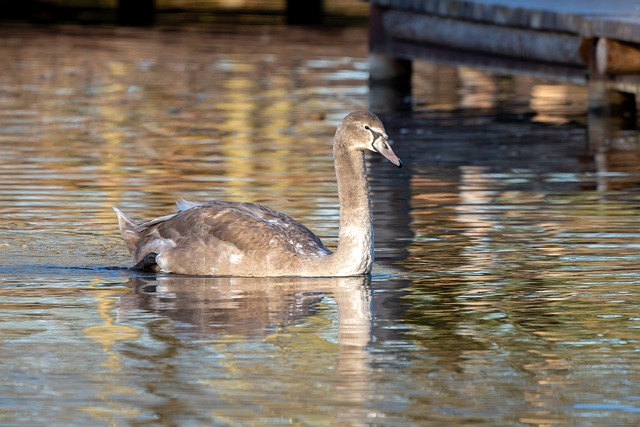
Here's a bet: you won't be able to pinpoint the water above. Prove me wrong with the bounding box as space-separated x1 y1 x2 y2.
1 24 640 426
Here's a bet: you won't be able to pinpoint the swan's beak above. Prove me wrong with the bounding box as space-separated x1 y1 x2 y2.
372 136 403 168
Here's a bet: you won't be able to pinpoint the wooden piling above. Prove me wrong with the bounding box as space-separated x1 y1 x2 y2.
596 38 640 75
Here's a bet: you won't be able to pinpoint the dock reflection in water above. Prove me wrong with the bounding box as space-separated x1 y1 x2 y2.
1 23 640 426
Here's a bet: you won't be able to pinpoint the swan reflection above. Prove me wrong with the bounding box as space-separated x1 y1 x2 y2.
120 275 371 342
117 275 374 425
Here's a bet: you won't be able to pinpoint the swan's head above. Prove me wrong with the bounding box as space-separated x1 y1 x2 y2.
339 111 402 168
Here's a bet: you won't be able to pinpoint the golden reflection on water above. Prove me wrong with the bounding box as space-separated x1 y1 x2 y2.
412 61 590 124
82 281 143 424
0 25 367 267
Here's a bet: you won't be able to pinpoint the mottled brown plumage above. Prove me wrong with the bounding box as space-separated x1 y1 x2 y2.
114 111 401 276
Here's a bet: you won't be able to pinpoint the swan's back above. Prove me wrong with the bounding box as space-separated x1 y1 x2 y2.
114 201 330 276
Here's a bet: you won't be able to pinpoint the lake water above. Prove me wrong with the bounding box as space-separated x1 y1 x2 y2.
1 24 640 426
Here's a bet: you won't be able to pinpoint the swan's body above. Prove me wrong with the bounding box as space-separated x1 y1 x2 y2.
114 111 401 277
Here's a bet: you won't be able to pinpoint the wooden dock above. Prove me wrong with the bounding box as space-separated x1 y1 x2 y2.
369 0 640 114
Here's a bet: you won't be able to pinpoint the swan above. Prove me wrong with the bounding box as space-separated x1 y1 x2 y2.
113 111 402 276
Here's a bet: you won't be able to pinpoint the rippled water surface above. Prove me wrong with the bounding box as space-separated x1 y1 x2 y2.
1 25 640 426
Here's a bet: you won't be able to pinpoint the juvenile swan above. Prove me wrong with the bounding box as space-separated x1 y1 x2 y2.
113 111 402 277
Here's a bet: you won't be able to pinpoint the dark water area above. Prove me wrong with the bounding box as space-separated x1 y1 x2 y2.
1 24 640 426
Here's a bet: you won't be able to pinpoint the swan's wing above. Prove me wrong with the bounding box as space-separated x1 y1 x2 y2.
127 201 330 273
161 201 329 253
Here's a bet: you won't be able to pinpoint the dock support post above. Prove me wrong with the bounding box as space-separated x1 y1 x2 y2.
588 82 636 117
369 53 412 84
587 37 637 172
368 53 412 111
368 5 412 111
587 38 637 117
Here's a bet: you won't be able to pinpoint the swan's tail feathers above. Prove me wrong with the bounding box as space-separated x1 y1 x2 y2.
113 206 142 257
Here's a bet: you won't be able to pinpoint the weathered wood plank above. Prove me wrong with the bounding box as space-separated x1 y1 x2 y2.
383 10 584 65
371 30 587 84
371 0 640 43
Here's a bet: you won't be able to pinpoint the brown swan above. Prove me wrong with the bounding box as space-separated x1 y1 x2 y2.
113 111 402 276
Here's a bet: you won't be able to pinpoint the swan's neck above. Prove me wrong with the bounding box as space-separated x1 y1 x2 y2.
329 140 374 275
